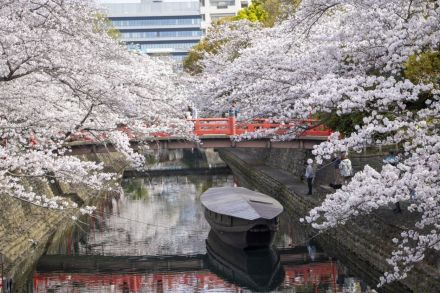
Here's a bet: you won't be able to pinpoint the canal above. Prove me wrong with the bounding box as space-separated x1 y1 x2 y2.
26 150 374 292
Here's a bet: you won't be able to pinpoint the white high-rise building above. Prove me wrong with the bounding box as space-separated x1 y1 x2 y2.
96 0 249 62
97 0 203 61
200 0 249 31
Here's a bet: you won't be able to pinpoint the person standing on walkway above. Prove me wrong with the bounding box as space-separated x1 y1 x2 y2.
185 106 192 119
332 154 342 188
228 100 240 118
339 153 353 184
305 158 315 195
383 150 398 165
191 106 199 119
383 150 402 213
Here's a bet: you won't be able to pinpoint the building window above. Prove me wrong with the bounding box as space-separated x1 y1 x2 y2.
120 30 202 40
209 0 235 8
111 17 201 27
138 42 199 51
211 13 235 21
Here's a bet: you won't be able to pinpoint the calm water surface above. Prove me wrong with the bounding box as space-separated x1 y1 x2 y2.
30 151 376 293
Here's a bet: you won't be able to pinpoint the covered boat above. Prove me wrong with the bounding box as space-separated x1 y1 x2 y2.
201 187 283 249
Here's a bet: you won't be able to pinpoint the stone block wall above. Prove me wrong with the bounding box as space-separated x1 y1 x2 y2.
0 152 128 290
236 148 311 179
265 149 311 179
314 153 385 186
238 148 383 186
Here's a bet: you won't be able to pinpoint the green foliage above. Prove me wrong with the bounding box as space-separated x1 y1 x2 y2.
404 51 440 88
233 0 300 27
259 0 285 27
123 178 149 200
260 0 301 27
235 0 269 24
145 154 158 165
401 51 440 111
93 13 120 40
183 38 224 74
320 111 366 136
106 25 121 40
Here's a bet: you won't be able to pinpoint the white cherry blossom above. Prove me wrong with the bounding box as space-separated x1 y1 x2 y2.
0 0 191 212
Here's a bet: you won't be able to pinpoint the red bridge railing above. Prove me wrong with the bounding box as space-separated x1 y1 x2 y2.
192 117 332 137
61 117 332 144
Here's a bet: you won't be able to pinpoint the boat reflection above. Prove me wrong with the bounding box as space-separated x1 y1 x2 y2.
205 229 285 292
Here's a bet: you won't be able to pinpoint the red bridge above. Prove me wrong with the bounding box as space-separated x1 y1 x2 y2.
68 117 332 151
191 117 331 137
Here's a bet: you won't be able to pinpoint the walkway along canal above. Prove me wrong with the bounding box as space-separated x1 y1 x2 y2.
9 149 381 292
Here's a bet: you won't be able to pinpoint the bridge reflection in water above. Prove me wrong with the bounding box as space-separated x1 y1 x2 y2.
34 231 337 292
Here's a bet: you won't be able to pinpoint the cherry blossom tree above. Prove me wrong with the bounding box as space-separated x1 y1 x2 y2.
189 0 440 285
0 0 191 212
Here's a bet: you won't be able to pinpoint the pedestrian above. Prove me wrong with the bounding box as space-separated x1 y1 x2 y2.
410 189 416 201
330 154 342 189
383 150 402 213
4 278 12 293
305 158 315 195
228 100 240 118
307 243 317 261
339 153 352 184
185 106 192 119
191 106 199 119
383 150 398 166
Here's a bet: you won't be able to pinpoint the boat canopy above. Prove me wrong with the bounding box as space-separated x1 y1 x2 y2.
201 187 283 220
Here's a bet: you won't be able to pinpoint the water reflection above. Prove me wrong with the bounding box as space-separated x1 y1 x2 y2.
33 170 375 292
35 232 340 293
206 230 285 292
48 175 232 256
142 149 227 170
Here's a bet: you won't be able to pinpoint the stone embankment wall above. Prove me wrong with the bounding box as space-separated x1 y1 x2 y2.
0 152 128 289
219 148 440 293
237 148 385 184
